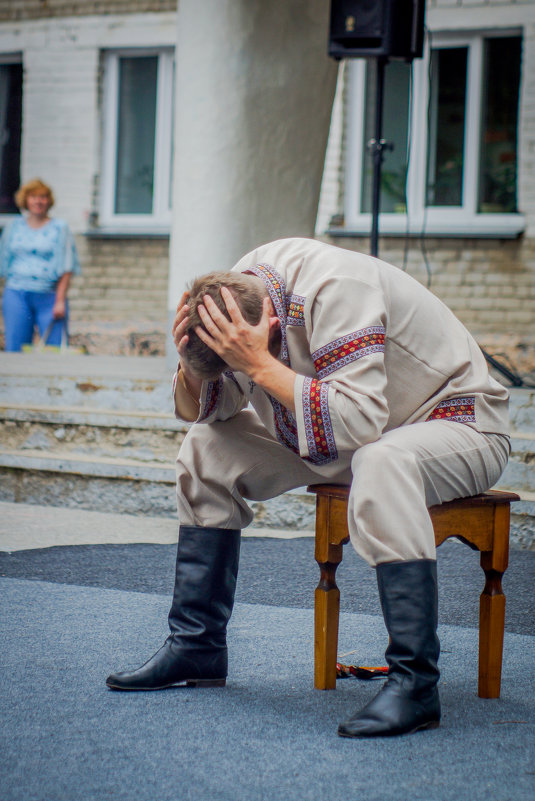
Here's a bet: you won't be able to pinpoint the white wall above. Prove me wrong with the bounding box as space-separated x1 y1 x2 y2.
0 11 176 232
168 0 337 311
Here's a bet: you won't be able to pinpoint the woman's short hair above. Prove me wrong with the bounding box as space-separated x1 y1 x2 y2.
15 179 55 211
184 271 267 379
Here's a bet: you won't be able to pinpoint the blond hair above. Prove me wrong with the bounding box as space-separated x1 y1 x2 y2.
185 271 267 379
15 179 55 211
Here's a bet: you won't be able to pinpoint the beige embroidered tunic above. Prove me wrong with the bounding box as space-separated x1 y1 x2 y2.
174 237 509 481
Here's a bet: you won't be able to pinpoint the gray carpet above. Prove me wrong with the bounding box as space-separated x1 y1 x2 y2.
1 538 534 634
1 577 534 801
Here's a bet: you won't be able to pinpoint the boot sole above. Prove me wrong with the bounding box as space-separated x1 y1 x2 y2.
106 678 226 691
337 718 440 738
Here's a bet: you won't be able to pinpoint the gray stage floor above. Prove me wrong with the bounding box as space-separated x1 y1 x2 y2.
1 536 534 634
1 544 535 801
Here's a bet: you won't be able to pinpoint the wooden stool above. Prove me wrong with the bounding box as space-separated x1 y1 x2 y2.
307 485 520 698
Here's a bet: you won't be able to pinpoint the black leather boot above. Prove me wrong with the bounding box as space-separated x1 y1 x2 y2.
338 559 441 737
106 526 240 690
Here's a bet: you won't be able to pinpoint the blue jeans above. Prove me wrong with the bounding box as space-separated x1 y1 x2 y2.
2 288 68 352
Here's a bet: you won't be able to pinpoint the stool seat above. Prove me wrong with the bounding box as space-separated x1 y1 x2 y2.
307 485 520 698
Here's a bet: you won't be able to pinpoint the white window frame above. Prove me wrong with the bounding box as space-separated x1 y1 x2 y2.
0 52 23 229
343 29 525 238
100 48 174 232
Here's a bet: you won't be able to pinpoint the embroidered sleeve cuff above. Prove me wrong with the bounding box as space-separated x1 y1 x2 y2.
294 374 338 465
197 377 224 422
426 396 476 423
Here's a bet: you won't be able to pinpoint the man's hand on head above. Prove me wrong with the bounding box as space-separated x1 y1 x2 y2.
176 284 296 414
195 288 277 381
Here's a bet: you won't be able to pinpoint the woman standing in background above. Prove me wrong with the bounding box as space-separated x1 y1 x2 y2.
0 178 80 351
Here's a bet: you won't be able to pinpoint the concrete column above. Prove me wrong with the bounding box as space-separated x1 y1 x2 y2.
167 0 337 361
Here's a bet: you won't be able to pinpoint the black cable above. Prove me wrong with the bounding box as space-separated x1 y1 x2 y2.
420 25 433 288
402 60 414 272
480 348 526 387
491 351 521 376
482 348 535 388
412 29 532 388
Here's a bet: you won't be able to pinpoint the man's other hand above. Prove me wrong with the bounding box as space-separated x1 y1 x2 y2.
195 289 276 379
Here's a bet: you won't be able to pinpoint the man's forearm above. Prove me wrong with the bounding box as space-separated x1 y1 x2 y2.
174 367 201 422
249 357 297 413
190 288 297 413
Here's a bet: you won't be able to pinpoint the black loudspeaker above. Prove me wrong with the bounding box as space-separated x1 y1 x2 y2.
328 0 425 61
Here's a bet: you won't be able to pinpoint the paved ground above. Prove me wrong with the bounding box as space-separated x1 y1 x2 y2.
1 501 534 801
1 533 535 635
1 501 534 635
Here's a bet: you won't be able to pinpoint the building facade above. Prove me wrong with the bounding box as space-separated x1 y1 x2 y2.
0 1 176 354
0 0 534 373
318 0 535 377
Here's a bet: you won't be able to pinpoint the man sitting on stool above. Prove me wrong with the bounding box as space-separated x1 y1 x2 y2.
106 237 510 738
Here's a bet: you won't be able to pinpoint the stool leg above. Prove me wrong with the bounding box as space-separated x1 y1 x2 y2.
315 547 343 690
478 503 510 699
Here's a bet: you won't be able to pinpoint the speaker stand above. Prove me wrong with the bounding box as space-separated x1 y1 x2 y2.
368 57 392 258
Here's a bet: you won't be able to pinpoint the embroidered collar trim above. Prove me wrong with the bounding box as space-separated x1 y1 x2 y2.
246 262 289 363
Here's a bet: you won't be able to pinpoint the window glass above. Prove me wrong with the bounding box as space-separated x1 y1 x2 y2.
115 56 158 215
361 60 411 213
0 62 22 215
478 37 521 213
342 32 523 234
426 47 468 207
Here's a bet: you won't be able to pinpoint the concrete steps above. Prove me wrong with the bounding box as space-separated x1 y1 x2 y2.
1 404 186 463
0 353 316 531
0 442 315 529
0 392 188 518
0 353 532 544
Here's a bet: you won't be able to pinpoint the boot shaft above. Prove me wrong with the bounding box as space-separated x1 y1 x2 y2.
376 559 440 686
168 526 241 647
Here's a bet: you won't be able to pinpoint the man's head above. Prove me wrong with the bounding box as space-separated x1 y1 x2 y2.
184 271 269 379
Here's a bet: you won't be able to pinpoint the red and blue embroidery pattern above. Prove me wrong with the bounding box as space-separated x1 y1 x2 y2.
286 294 306 326
302 377 338 464
426 396 476 423
268 395 299 454
199 378 223 421
312 327 385 379
244 263 307 352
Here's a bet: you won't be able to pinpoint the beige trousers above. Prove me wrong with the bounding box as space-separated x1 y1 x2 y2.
176 410 509 566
